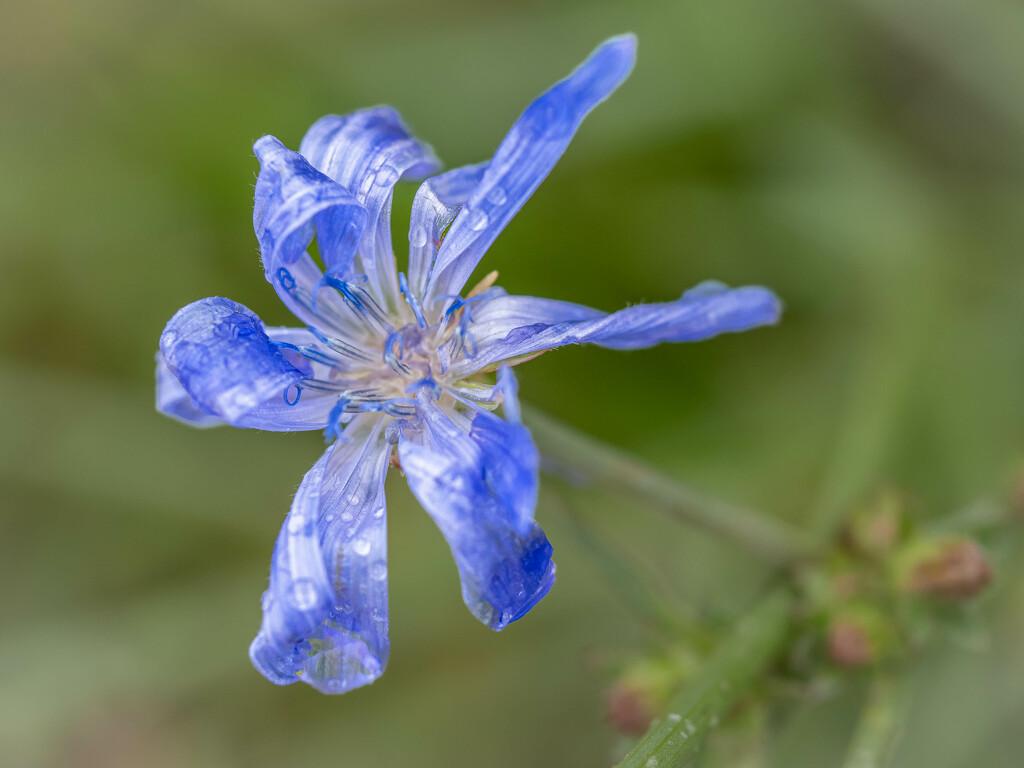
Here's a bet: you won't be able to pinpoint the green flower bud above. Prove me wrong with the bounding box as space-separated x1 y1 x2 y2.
896 536 991 601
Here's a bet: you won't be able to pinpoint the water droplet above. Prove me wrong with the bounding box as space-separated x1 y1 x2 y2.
466 208 489 231
324 513 335 523
371 563 387 581
375 165 399 186
373 507 384 519
486 185 507 206
409 225 428 248
287 515 309 534
340 511 354 523
667 713 681 723
352 538 371 556
644 758 659 767
291 579 319 611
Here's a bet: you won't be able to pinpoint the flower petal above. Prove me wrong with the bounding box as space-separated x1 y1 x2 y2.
398 392 554 630
155 352 222 428
424 34 637 303
253 135 368 285
447 282 782 377
230 327 342 432
406 162 488 303
250 415 391 693
159 297 305 424
300 108 440 305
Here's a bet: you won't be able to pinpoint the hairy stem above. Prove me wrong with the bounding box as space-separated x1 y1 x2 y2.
841 673 910 768
613 588 793 768
523 405 816 566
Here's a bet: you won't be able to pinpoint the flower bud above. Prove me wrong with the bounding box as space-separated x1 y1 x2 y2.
825 603 896 668
827 618 876 668
604 652 694 735
606 680 658 735
899 537 991 600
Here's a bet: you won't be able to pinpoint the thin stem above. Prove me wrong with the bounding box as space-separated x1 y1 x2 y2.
613 587 793 768
841 673 910 768
523 405 817 567
547 488 709 643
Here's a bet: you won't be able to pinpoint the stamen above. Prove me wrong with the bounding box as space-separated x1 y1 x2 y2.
406 376 443 401
383 331 411 376
496 365 521 423
276 267 296 291
272 340 344 371
277 267 360 335
322 274 394 334
299 379 351 393
323 397 350 444
382 398 416 417
305 326 374 363
284 383 302 406
398 272 427 329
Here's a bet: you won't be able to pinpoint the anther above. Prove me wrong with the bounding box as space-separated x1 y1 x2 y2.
398 272 427 329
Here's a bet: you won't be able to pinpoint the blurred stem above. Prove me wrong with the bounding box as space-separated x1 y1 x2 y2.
841 673 910 768
613 588 792 768
548 488 710 644
523 405 817 567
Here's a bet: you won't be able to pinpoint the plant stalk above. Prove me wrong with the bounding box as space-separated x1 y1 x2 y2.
613 587 793 768
523 405 816 567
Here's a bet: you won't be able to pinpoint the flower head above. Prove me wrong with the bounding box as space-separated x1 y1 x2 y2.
156 34 781 693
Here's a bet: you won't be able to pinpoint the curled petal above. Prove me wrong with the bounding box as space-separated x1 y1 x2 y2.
250 415 391 693
155 352 222 428
159 297 305 424
300 108 440 304
425 34 637 302
448 282 782 377
232 327 345 432
398 392 554 630
253 135 368 283
406 162 488 303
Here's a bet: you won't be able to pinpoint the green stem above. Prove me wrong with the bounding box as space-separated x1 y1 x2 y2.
613 588 793 768
841 673 910 768
523 405 817 567
548 489 709 643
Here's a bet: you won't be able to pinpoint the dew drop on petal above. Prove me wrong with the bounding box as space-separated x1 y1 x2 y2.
486 186 507 206
375 165 399 186
466 208 489 232
352 538 371 556
291 579 319 611
373 507 384 519
287 515 308 534
409 225 428 248
341 511 354 523
371 563 387 581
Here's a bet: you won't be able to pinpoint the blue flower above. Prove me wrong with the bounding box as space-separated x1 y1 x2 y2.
156 34 781 694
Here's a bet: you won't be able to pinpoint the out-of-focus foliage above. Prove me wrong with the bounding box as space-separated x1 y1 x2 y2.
1 1 1022 766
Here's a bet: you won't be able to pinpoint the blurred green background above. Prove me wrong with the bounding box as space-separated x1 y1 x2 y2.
2 0 1023 766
